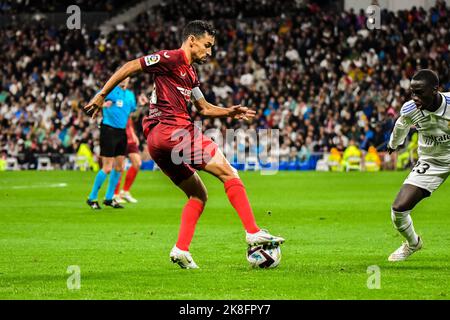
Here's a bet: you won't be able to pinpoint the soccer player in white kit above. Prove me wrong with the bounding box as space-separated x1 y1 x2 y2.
387 69 450 261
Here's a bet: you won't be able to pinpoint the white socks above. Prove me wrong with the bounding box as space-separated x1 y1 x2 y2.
391 209 419 247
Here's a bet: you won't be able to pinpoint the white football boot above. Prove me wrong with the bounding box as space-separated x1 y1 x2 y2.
169 246 199 269
120 190 138 203
246 229 285 246
388 236 423 262
113 194 126 204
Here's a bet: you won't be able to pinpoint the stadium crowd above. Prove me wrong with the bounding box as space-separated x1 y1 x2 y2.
1 0 449 169
0 0 125 13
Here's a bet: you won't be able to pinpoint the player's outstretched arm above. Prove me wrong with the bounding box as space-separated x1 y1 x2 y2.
194 97 256 120
83 59 142 118
388 115 412 153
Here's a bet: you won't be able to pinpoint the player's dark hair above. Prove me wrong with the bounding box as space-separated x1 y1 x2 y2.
412 69 439 88
182 20 216 40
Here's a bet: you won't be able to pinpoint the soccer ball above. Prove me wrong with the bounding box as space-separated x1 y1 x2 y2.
246 244 281 268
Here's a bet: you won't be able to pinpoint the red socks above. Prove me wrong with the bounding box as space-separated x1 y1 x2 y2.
123 166 138 192
176 198 205 251
176 179 259 251
224 178 260 233
114 167 138 195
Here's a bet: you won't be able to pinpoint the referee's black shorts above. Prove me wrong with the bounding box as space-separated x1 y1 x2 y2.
100 124 127 157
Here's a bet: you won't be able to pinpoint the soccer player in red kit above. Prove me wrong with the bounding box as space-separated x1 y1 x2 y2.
84 20 284 269
114 117 142 203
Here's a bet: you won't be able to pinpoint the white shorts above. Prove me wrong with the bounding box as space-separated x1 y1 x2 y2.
404 158 450 193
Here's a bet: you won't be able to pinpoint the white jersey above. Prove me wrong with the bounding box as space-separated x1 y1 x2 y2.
389 92 450 162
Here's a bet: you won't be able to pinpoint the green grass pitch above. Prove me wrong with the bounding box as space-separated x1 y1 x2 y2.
0 170 449 300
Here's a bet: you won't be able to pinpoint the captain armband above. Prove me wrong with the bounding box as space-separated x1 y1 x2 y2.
191 87 205 101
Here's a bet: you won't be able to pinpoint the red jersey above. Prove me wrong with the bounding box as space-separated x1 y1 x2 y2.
139 49 200 132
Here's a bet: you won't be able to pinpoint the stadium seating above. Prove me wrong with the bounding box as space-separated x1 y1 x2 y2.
37 157 54 171
342 144 363 172
0 1 448 171
315 158 329 172
73 156 89 171
6 157 20 171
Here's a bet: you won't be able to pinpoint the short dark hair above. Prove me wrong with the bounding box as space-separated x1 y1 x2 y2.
412 69 439 88
182 20 216 41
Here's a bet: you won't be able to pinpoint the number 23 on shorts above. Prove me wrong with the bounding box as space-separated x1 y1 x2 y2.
411 161 430 174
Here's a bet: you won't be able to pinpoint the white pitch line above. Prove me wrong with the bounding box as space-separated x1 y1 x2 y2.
9 183 68 189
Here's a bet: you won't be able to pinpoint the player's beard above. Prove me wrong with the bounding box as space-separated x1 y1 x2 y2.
194 54 208 64
195 58 207 64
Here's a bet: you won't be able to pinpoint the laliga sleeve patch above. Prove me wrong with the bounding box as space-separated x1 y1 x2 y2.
144 54 160 66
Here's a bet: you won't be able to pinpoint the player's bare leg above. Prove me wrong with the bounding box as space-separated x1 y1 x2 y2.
203 149 285 246
120 152 141 203
388 184 428 261
169 172 207 269
178 171 208 204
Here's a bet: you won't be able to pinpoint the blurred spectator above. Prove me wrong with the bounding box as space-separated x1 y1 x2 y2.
0 0 124 13
342 140 362 171
327 147 343 172
364 145 381 172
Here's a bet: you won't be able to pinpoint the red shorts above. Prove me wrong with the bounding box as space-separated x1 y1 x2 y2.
127 142 139 155
145 122 218 185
